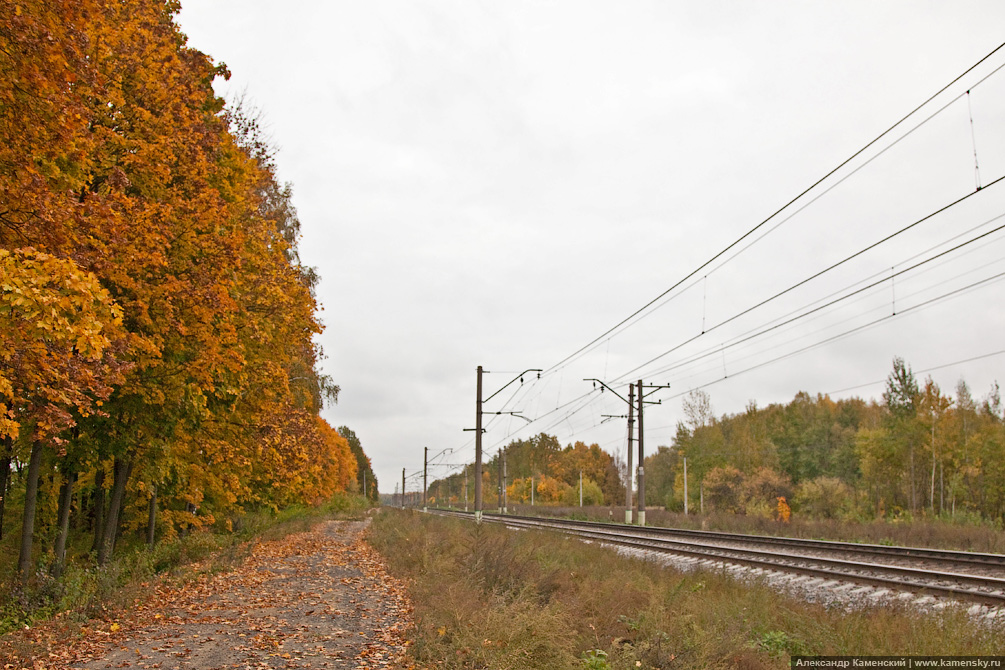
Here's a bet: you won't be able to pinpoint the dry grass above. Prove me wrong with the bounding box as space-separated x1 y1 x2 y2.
368 509 1005 670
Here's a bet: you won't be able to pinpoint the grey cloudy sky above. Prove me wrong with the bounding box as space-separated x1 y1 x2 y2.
176 1 1005 494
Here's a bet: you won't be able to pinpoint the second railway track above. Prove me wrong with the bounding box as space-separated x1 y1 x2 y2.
428 509 1005 609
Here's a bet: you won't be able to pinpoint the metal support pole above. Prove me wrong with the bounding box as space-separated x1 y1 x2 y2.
637 379 646 526
467 366 539 521
585 378 642 524
531 475 534 506
579 470 583 507
502 447 508 513
474 366 483 521
423 447 428 512
626 383 635 524
497 448 503 513
683 457 688 515
401 468 406 509
464 469 468 512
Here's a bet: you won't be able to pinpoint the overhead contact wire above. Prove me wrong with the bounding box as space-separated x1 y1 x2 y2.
615 174 1005 381
633 218 1005 382
541 41 1005 377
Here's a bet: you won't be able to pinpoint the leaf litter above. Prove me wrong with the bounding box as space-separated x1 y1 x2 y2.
9 519 412 669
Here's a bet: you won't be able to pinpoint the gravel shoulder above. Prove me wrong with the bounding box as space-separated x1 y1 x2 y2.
33 519 411 669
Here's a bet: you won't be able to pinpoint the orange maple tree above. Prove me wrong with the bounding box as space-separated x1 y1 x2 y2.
0 247 125 580
0 0 364 581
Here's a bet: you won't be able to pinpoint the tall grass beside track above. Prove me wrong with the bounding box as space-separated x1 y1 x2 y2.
367 509 1005 670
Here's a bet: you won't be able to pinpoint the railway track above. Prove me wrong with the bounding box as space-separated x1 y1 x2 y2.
428 509 1005 608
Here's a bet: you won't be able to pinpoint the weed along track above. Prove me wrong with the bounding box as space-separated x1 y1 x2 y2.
369 508 1005 667
431 510 1005 613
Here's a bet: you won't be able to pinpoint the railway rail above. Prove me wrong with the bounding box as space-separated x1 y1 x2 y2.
427 509 1005 608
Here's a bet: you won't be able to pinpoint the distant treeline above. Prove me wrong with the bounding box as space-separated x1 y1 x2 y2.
431 358 1005 523
429 435 625 508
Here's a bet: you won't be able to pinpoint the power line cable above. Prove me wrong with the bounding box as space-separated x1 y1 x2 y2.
552 59 1005 361
484 390 597 450
615 175 1005 381
680 211 1005 375
518 226 1005 445
641 222 1005 383
826 349 1005 396
699 59 1005 282
654 269 1005 405
540 42 1005 377
466 255 1005 469
664 248 1005 390
449 45 1005 470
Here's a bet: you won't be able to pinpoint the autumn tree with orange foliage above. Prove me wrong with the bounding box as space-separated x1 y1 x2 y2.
0 0 365 581
434 434 624 508
0 248 126 580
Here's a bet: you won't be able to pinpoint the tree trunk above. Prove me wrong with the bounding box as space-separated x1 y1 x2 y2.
930 420 936 513
97 455 132 565
75 484 84 532
17 441 45 583
111 459 135 554
146 486 157 548
91 467 105 554
52 470 77 578
939 461 944 515
909 444 916 513
0 436 12 541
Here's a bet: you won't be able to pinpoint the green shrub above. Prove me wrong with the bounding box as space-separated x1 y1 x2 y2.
794 477 853 519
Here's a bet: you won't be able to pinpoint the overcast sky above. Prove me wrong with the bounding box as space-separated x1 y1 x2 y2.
176 2 1005 495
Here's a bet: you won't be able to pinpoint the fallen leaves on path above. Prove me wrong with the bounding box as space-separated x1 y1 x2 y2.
5 519 412 670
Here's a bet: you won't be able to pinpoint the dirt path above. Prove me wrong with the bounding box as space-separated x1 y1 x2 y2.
41 519 411 669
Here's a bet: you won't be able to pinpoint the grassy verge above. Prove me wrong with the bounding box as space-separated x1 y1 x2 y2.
0 494 369 640
368 509 1004 670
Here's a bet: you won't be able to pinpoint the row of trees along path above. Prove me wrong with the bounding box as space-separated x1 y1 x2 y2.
0 0 375 586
